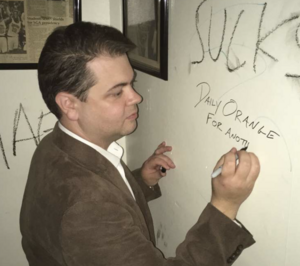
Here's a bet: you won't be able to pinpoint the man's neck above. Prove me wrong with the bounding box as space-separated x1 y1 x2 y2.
59 119 112 150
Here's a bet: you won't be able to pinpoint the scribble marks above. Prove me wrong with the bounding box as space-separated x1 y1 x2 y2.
0 135 10 170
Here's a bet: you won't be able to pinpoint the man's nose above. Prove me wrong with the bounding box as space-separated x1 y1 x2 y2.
129 87 142 105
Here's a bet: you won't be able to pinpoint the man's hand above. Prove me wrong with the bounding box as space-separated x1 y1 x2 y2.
211 148 260 220
140 142 175 187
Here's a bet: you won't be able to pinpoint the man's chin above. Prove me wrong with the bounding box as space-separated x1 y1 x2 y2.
124 121 138 136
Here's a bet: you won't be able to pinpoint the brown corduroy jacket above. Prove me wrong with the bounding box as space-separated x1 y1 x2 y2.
20 123 255 266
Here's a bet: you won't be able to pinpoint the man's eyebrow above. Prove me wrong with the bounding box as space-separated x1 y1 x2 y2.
107 72 137 91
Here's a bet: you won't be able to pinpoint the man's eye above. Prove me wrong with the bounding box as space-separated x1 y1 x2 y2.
114 91 122 97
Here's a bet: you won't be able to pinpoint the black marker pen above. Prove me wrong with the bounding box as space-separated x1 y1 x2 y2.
160 166 167 173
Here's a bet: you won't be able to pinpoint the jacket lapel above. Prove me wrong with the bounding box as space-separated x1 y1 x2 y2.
53 123 154 242
53 123 135 200
122 163 156 244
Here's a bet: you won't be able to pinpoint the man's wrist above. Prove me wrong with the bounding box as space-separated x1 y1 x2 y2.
210 199 240 220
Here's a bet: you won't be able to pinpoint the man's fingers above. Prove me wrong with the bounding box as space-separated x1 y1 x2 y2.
213 154 225 171
151 155 175 171
247 152 260 182
157 141 166 149
213 147 237 171
154 145 172 155
159 167 167 177
160 155 176 169
211 148 260 218
221 151 237 177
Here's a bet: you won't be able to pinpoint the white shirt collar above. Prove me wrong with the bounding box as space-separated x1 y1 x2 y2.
58 122 123 168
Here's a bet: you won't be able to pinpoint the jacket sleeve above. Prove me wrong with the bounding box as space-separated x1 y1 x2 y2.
60 201 255 266
131 168 161 202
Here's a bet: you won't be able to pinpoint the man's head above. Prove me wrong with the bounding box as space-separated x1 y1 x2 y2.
38 22 142 148
38 21 136 119
12 9 19 21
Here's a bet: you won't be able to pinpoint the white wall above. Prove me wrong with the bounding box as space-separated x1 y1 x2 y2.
126 1 300 265
5 1 300 265
0 1 113 265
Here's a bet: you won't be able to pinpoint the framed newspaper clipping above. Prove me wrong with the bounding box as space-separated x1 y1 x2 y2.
123 0 169 80
0 0 81 70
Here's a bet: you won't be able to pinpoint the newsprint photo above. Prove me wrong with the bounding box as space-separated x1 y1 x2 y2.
0 0 75 64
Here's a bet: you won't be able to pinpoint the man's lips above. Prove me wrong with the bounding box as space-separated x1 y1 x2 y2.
127 112 138 120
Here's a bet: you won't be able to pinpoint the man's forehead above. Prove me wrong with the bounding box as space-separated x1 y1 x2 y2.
87 55 134 88
88 55 133 78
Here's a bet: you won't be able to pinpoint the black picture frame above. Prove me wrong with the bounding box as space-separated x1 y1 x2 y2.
0 0 81 70
123 0 168 80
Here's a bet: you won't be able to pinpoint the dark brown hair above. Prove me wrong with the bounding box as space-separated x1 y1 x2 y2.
38 21 135 119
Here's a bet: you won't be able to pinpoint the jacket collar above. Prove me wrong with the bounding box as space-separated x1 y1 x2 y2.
51 123 134 200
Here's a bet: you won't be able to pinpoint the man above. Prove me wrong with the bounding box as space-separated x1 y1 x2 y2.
20 22 260 266
6 9 21 52
0 7 8 53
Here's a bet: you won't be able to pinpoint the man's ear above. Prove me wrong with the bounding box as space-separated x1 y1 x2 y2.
55 92 79 121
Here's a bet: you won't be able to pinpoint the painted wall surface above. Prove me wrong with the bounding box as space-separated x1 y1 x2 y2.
0 1 113 265
126 0 300 265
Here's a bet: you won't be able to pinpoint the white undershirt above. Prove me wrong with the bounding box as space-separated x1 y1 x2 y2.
58 122 136 200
